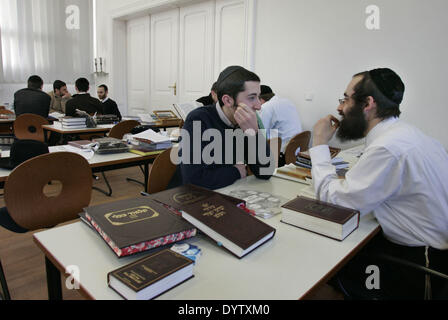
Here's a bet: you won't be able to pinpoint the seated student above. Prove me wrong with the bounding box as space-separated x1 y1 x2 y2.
65 78 103 117
196 82 218 106
97 84 122 121
310 68 448 299
260 85 303 154
14 75 51 118
180 66 274 190
48 80 72 114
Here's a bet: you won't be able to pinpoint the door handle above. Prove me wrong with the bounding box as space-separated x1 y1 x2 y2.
168 83 177 96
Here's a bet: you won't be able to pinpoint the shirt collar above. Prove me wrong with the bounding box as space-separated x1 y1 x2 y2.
215 102 234 128
101 97 109 103
366 117 399 147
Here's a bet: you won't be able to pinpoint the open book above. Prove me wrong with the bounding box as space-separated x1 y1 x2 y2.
173 102 202 121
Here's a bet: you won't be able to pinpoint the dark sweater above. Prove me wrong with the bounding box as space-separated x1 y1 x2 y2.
102 98 122 120
65 93 103 116
14 88 51 118
180 105 274 190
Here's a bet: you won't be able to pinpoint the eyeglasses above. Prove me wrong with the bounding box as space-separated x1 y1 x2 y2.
338 98 348 105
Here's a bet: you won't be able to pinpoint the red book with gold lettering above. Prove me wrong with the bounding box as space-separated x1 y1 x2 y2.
82 198 197 258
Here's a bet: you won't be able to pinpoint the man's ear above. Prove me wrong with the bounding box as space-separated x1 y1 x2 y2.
221 94 234 107
364 96 377 117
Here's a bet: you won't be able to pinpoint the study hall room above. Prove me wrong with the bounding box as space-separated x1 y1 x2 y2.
0 0 447 302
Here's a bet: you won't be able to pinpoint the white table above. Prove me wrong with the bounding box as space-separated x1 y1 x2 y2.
33 147 380 300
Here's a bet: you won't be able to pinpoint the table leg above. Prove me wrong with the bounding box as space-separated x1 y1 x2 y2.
45 257 62 300
144 163 149 192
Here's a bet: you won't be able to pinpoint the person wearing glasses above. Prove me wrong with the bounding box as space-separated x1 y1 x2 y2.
310 68 448 299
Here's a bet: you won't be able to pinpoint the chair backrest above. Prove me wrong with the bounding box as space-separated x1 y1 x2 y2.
13 114 49 142
284 131 311 165
108 120 140 139
147 147 178 194
0 109 14 115
4 152 92 231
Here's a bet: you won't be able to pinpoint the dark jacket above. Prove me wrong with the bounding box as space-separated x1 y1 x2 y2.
14 88 51 118
180 105 274 190
65 93 103 116
102 98 122 121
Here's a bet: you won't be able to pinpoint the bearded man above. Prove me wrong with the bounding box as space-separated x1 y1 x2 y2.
310 68 448 299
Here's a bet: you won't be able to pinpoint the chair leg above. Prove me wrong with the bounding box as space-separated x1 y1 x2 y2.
92 172 113 197
126 165 145 187
0 259 11 300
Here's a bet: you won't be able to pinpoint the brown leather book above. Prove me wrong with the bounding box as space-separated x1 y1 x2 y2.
179 193 276 258
281 196 360 241
108 249 194 300
150 184 245 211
83 197 197 258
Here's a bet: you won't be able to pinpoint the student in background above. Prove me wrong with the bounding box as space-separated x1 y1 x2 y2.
260 85 303 157
65 78 103 116
48 80 72 114
14 75 51 118
311 68 448 299
97 84 122 120
180 66 274 190
196 82 218 107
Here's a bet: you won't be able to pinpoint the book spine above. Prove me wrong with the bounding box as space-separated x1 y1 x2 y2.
84 212 123 257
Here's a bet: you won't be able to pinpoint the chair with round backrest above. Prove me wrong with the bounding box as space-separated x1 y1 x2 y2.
284 131 311 165
146 147 178 195
0 152 92 299
13 114 49 143
0 106 6 110
108 120 140 140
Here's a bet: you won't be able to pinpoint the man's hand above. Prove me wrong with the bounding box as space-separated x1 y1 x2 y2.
313 115 340 147
234 164 247 179
63 92 72 99
234 103 258 134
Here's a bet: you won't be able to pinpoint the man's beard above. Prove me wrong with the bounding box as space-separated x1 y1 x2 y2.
337 102 368 142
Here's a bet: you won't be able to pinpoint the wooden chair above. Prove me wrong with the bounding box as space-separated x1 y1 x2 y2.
146 147 178 194
108 120 140 139
13 114 49 142
284 131 311 165
0 152 92 299
93 120 140 196
0 106 6 110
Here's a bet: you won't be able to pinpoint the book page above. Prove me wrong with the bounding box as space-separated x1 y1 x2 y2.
173 102 201 120
133 129 171 144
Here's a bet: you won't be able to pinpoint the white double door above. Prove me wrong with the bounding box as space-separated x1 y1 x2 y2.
126 0 252 116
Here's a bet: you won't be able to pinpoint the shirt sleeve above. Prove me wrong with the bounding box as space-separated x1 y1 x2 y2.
260 104 276 135
310 144 402 215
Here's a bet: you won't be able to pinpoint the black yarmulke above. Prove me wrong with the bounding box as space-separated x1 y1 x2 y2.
369 68 405 105
217 66 246 84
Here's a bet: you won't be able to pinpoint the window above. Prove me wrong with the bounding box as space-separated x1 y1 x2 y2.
0 0 93 83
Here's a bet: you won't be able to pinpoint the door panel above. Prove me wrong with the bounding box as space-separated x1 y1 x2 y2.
127 16 150 116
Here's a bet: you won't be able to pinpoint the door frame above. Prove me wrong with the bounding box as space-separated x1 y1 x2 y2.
107 0 257 115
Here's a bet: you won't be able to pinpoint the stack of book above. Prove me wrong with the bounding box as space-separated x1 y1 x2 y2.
61 117 87 129
129 129 173 156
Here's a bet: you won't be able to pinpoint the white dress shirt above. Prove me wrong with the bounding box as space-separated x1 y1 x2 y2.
310 117 448 249
261 96 303 152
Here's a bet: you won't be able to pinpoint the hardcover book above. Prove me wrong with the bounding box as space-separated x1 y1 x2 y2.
281 196 360 241
108 249 194 300
179 193 276 258
68 140 95 149
83 197 197 258
151 184 245 211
